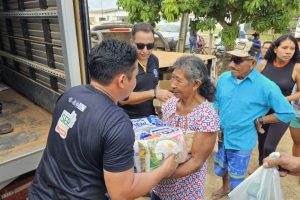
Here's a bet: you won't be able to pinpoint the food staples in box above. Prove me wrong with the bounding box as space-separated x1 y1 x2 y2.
150 126 180 135
134 126 188 172
147 115 163 126
131 115 162 130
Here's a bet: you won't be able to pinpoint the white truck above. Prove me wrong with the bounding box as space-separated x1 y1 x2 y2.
0 1 87 198
0 1 217 198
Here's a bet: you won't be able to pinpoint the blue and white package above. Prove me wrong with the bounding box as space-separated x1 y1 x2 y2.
147 115 163 126
131 118 152 130
150 126 180 135
131 115 162 130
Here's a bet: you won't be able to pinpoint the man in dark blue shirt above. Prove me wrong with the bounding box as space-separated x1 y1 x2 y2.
119 23 174 119
29 40 178 200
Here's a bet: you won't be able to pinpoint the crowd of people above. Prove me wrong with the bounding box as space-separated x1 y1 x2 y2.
26 21 300 200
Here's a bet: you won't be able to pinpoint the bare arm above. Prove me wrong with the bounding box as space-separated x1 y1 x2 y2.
104 155 178 200
169 132 217 178
119 87 173 105
256 59 267 72
287 63 300 102
255 114 282 134
119 90 155 105
260 113 281 124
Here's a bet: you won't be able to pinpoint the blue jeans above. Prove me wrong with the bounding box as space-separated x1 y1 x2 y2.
189 37 197 52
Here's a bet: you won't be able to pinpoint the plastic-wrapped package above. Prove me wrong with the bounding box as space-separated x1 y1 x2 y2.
147 115 163 126
131 115 162 130
134 126 156 140
131 118 153 130
134 126 188 172
228 152 283 200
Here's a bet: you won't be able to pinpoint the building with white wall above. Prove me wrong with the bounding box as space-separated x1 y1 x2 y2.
89 8 128 24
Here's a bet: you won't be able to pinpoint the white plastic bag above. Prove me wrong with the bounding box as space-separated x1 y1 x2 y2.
228 152 283 200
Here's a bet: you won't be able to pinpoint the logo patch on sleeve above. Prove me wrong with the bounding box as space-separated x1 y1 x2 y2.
68 97 87 112
55 110 77 139
153 68 158 78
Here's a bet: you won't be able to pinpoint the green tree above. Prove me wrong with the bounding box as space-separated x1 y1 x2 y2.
117 0 300 47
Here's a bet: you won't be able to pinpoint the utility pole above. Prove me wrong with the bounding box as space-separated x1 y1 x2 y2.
208 31 213 54
176 13 189 52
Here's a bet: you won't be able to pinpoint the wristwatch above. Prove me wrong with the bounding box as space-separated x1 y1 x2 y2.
257 117 264 125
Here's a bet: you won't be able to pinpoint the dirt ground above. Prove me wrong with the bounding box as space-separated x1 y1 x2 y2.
136 129 300 200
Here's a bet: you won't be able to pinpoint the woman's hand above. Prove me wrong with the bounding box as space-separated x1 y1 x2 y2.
155 89 174 102
254 118 265 134
169 131 217 178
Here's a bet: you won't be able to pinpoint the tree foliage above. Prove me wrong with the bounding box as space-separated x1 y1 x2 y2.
117 0 300 46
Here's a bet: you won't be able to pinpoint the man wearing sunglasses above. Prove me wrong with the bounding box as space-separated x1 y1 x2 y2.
212 49 295 199
119 22 174 119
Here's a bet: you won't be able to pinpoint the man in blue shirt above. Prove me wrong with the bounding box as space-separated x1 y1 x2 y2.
252 32 261 48
211 48 295 199
256 41 272 67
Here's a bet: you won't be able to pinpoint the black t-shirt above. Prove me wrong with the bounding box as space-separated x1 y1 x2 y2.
29 85 134 200
120 54 159 119
262 61 296 96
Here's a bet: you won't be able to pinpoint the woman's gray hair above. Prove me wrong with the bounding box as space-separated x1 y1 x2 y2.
171 55 216 102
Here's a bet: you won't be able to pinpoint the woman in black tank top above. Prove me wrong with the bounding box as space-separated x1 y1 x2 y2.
255 35 300 168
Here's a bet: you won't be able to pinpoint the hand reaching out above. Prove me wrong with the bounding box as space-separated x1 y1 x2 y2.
263 152 300 177
155 89 174 102
160 154 179 178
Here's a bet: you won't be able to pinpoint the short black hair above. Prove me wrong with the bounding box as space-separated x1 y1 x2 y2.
262 41 272 47
264 34 300 63
252 32 260 38
88 40 138 85
131 22 154 39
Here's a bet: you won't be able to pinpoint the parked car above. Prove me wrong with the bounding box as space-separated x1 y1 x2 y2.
156 23 190 51
214 30 252 57
91 21 171 51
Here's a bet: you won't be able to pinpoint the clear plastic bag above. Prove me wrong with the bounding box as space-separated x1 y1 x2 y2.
228 152 283 200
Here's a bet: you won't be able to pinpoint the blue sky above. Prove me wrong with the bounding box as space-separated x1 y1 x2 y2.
88 0 118 10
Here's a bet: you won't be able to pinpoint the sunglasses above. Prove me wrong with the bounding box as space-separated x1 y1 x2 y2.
135 43 155 50
230 56 252 65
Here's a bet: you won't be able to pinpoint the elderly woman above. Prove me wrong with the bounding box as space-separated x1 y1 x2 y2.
256 35 300 166
151 56 220 200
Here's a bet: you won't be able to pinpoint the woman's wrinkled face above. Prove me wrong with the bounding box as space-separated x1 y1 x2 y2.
171 69 197 99
275 39 295 62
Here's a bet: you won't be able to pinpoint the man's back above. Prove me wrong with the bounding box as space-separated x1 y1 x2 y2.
29 85 135 200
